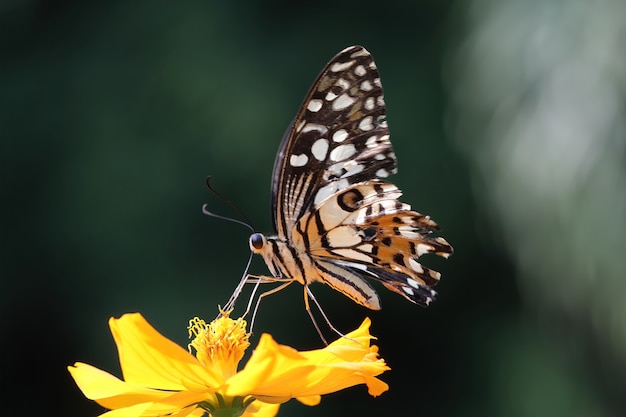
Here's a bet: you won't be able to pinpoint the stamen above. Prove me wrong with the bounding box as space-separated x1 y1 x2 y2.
188 311 250 377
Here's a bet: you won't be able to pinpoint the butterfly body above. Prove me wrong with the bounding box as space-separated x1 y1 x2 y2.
248 45 452 312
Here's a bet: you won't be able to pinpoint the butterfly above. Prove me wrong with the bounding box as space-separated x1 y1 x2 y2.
223 45 452 335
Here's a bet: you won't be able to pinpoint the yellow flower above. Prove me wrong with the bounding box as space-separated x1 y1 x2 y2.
68 312 389 417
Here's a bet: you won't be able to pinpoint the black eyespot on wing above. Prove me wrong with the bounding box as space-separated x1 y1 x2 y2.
337 189 364 212
362 226 377 241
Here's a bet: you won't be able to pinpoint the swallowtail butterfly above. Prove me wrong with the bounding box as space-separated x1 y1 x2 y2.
226 45 452 327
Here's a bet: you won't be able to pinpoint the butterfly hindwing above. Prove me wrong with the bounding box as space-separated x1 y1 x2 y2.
294 180 452 308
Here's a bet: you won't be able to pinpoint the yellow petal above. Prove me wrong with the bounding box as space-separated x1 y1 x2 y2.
224 334 310 397
68 363 172 408
110 313 223 389
238 318 389 399
242 402 280 417
68 362 212 412
295 395 321 406
97 403 199 417
361 374 390 397
97 403 153 417
300 318 374 363
145 391 216 414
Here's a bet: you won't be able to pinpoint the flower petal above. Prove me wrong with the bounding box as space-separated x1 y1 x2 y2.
110 313 223 389
97 403 153 417
68 363 172 408
68 362 213 412
241 318 389 399
146 391 217 414
242 402 280 417
97 403 200 417
361 374 389 397
223 334 310 397
295 395 321 406
300 318 375 363
221 318 389 403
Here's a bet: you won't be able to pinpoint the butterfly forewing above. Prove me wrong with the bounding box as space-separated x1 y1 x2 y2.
272 46 397 239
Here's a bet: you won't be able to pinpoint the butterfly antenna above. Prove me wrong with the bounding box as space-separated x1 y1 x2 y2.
203 176 254 232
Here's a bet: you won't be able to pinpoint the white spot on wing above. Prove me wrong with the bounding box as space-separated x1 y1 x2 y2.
339 261 368 271
354 65 366 76
301 123 328 133
408 259 424 274
333 129 348 142
311 138 329 161
307 99 323 112
330 144 357 161
314 179 349 206
290 154 308 167
361 80 373 91
332 93 355 111
325 91 338 101
407 278 421 289
359 116 374 131
336 78 351 90
376 168 389 177
340 161 364 177
350 48 369 58
331 60 355 72
365 97 375 110
416 243 433 256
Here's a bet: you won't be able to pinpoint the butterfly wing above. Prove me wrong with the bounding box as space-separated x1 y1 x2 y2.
293 180 453 308
267 45 452 309
271 45 396 239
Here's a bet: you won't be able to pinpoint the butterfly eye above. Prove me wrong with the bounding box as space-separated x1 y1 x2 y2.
249 233 265 251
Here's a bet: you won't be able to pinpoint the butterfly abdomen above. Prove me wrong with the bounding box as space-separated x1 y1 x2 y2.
250 230 382 309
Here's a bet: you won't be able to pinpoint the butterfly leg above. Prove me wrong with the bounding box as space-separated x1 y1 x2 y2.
304 286 358 345
246 276 294 334
303 285 328 345
222 267 288 312
223 253 259 312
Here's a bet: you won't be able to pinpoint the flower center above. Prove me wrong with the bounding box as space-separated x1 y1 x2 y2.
188 311 250 378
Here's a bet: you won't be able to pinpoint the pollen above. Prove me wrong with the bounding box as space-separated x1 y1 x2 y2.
188 311 250 377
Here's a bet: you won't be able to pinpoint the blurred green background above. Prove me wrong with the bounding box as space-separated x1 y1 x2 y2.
2 1 625 416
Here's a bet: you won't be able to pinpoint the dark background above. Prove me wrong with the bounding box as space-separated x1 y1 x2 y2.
2 1 625 416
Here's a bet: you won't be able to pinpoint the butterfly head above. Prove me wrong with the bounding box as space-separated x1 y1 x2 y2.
249 232 266 254
249 232 287 279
